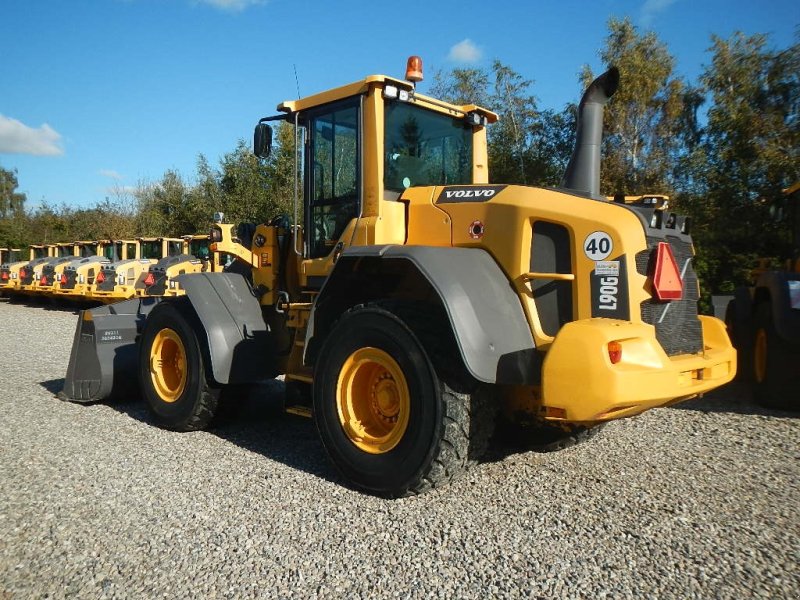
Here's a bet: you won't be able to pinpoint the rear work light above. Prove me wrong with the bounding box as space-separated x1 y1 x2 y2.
652 242 683 301
144 272 155 287
95 270 106 284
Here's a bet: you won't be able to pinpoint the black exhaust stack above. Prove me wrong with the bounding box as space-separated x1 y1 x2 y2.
562 66 619 197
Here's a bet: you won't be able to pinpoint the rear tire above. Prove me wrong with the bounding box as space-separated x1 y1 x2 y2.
313 305 492 497
138 302 219 431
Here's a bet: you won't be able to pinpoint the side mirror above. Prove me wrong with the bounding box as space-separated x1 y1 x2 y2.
254 123 273 158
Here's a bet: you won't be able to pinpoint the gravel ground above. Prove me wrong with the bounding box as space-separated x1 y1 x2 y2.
0 299 798 599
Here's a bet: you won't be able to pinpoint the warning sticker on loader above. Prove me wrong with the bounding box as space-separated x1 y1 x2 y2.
591 255 629 319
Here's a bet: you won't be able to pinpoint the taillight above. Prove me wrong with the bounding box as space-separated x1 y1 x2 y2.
652 242 683 301
61 273 68 285
144 272 156 287
608 341 622 364
19 268 27 279
1 271 7 281
96 270 106 284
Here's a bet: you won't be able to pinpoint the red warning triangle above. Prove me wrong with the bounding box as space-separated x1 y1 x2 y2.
653 242 683 301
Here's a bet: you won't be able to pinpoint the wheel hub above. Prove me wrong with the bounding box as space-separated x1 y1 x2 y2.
337 347 410 454
150 328 187 403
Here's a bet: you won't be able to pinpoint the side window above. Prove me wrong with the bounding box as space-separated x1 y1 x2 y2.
308 102 360 258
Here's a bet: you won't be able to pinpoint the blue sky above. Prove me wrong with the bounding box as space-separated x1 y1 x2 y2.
1 0 797 210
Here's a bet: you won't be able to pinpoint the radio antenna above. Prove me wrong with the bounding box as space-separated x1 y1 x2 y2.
293 64 301 98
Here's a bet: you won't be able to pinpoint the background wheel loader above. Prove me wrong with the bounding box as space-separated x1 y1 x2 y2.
88 237 184 304
17 242 77 299
55 240 140 303
0 248 22 296
724 182 800 410
1 245 52 298
61 59 736 497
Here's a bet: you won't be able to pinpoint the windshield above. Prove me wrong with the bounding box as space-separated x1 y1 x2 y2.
168 241 183 256
384 101 473 192
190 239 210 259
141 241 162 260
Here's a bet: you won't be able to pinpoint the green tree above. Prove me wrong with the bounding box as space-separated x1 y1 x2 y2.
0 166 29 246
584 17 686 196
677 31 800 298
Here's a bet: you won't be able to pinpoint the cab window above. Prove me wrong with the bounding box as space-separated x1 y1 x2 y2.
307 101 360 259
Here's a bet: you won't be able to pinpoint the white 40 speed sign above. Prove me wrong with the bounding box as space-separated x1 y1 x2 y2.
583 231 613 261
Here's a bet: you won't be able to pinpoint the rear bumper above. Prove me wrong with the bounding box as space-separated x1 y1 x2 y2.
89 286 137 303
542 316 736 423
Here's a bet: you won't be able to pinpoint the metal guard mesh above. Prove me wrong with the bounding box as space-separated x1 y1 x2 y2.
636 235 703 356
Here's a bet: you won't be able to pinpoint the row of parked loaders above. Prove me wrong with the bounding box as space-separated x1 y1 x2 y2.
0 235 219 304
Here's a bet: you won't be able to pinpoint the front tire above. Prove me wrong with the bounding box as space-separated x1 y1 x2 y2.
138 302 219 431
313 305 490 497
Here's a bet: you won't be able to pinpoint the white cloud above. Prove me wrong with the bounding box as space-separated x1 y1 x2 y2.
447 39 482 64
99 169 123 180
0 115 64 156
196 0 265 11
640 0 678 26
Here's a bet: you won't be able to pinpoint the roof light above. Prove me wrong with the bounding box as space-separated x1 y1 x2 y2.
405 56 423 83
398 89 411 102
652 242 683 301
466 112 488 127
383 85 399 99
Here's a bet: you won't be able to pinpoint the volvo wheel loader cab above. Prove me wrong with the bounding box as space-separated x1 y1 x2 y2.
725 182 800 410
89 237 179 304
62 59 736 497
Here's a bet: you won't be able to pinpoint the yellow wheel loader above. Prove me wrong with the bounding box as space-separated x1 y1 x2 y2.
39 240 110 299
61 59 735 497
56 240 139 302
724 182 800 410
18 242 77 299
1 245 51 298
88 237 183 304
0 248 22 297
136 234 219 298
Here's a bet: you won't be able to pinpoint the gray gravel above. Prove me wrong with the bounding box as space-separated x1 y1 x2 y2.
0 299 798 599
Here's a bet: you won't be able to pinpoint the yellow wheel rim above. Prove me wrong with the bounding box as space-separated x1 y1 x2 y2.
149 328 187 403
754 328 767 384
336 347 410 454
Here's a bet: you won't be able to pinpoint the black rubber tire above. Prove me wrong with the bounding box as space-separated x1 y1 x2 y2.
752 302 798 410
313 305 493 498
138 302 219 431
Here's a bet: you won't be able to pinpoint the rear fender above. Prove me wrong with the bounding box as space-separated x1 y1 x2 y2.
305 245 537 385
755 272 800 344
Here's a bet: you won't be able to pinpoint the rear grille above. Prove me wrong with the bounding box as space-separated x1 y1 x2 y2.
62 271 78 290
97 271 117 291
636 234 703 356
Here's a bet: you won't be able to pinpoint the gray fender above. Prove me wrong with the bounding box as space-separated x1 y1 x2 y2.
175 272 276 384
754 272 800 344
305 245 537 385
